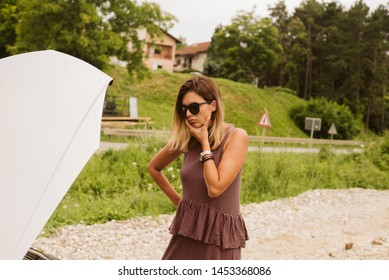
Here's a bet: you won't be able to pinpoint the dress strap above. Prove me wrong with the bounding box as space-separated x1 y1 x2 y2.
220 125 235 151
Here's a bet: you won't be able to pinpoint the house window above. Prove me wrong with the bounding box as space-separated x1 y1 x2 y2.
150 45 162 57
153 64 163 70
154 46 162 55
176 59 181 65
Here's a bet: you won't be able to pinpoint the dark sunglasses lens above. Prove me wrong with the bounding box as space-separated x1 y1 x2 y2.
188 104 200 115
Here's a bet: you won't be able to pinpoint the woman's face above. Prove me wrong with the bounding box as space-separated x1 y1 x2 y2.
181 91 216 129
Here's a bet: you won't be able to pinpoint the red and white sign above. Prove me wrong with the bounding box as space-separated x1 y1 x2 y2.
258 111 271 128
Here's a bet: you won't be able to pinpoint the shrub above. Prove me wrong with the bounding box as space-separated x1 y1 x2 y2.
368 130 389 171
289 97 356 139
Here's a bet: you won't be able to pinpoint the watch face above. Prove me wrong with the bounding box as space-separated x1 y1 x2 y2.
200 151 212 162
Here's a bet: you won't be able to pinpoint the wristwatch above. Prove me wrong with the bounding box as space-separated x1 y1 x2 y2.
199 150 213 162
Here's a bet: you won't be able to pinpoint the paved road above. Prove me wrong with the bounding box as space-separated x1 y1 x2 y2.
97 142 362 154
248 146 363 154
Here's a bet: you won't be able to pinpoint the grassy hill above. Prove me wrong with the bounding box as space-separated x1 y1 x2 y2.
105 65 308 137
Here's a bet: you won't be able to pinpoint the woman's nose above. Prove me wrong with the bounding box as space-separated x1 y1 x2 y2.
185 109 192 117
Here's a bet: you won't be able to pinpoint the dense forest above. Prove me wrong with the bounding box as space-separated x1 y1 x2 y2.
1 0 388 133
205 0 389 133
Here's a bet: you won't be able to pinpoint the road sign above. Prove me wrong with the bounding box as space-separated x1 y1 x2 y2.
304 117 321 131
328 122 337 141
305 117 321 148
258 111 271 128
328 123 337 135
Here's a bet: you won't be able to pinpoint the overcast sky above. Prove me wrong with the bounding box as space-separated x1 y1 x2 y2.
140 0 389 44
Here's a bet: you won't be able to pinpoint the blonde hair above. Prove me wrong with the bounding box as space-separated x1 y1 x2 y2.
167 75 225 153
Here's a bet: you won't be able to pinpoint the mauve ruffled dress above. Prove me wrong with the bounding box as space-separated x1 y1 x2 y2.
162 126 249 260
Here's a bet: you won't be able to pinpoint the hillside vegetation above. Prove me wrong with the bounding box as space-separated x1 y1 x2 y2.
105 66 307 137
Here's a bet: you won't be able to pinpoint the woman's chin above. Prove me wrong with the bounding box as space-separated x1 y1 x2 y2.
188 121 202 128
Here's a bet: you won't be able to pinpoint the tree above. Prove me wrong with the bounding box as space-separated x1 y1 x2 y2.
294 0 324 100
204 8 283 87
0 0 17 58
269 0 290 86
340 0 370 117
269 0 310 94
283 17 308 95
363 4 389 133
313 2 347 100
10 0 176 76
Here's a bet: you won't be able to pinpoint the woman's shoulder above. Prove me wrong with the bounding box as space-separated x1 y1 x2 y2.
232 127 248 137
226 124 248 139
223 125 248 148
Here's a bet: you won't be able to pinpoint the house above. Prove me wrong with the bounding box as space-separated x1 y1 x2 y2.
140 29 181 72
111 29 180 73
174 42 211 73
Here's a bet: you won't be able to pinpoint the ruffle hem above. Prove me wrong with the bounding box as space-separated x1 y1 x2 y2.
168 198 249 250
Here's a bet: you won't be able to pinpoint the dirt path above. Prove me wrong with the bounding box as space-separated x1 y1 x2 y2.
32 188 389 260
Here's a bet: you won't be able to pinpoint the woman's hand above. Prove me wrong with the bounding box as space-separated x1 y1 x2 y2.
185 116 211 146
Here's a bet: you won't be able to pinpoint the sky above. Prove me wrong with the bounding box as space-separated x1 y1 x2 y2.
140 0 389 44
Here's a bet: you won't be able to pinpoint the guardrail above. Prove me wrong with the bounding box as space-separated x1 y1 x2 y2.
102 128 365 147
248 135 364 146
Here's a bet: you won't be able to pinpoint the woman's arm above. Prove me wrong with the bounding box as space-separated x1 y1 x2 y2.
202 128 248 198
186 117 248 198
147 145 182 207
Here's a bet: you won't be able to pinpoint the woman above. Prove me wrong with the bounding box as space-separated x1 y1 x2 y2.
147 75 248 260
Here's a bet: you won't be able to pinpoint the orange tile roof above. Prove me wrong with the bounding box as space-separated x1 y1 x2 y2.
176 42 211 56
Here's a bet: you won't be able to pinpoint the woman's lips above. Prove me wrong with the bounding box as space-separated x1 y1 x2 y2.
187 118 196 126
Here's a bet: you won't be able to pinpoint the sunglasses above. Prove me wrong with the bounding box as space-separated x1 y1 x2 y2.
180 101 212 116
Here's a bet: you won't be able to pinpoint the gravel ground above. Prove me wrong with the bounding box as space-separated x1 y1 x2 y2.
32 188 389 260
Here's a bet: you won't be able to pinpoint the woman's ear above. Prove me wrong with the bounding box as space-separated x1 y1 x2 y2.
211 100 217 112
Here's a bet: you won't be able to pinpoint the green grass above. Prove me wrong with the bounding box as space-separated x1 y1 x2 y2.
41 136 389 236
242 146 389 203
